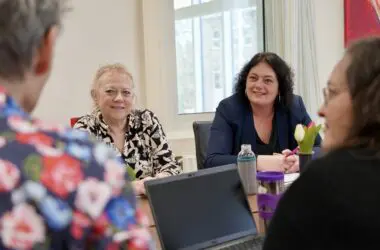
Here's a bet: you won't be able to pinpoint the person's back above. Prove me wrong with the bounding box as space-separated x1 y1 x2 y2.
0 0 152 248
0 88 152 249
264 147 380 249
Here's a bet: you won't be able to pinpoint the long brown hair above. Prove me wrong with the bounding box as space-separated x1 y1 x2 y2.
345 37 380 150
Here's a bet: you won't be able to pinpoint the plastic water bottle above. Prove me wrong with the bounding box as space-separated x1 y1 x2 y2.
237 144 257 195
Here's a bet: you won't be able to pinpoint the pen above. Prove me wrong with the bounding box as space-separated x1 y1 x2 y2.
289 146 299 156
274 147 299 156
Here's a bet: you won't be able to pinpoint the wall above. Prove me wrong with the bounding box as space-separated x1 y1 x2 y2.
34 0 146 123
314 0 345 90
141 0 210 158
33 0 344 159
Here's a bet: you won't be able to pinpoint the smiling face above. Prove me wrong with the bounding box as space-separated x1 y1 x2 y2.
92 70 134 122
245 62 279 107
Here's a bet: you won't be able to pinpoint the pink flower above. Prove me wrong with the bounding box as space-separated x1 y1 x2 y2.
75 178 112 219
41 155 83 198
16 132 54 147
70 211 91 240
135 209 149 227
92 213 111 239
36 144 64 157
0 159 20 192
125 225 152 250
0 92 6 106
307 121 316 128
104 159 126 196
1 203 45 249
0 136 6 148
32 119 66 133
8 116 37 133
106 242 119 250
113 223 152 249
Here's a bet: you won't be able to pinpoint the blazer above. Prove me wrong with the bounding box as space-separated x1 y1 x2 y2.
204 94 322 168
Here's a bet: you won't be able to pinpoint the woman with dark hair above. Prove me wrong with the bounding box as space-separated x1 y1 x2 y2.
263 37 380 249
205 52 321 171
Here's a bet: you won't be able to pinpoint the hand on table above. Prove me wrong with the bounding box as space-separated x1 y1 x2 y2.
132 177 155 195
257 154 290 172
281 149 299 173
132 173 171 195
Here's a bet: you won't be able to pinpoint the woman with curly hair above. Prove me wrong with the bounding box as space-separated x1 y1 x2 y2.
205 52 321 172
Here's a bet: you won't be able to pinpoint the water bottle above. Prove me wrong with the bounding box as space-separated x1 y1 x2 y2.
237 144 257 195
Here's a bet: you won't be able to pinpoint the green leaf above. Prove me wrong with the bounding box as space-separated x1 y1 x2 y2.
126 165 136 181
23 154 43 181
109 223 119 233
32 234 50 250
298 124 321 154
316 124 322 133
122 182 135 198
56 140 66 150
0 131 16 141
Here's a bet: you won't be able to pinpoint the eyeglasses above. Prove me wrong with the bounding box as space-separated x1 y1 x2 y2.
104 89 133 98
322 87 329 105
322 87 348 105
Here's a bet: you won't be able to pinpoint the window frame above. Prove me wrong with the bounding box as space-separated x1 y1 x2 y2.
174 0 265 114
141 0 265 140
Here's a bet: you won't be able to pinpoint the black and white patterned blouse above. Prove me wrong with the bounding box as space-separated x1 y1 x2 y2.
73 109 182 179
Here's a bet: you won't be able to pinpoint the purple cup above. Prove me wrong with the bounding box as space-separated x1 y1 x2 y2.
256 172 284 226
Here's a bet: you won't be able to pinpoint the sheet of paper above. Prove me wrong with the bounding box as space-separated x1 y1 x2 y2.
284 173 300 184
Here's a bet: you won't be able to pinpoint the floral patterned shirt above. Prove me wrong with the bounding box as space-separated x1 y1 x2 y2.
0 87 153 249
73 110 182 180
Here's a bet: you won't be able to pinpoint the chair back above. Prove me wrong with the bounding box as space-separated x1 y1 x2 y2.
192 121 212 169
70 117 81 128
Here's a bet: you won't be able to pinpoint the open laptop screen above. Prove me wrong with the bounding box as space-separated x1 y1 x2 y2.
145 164 257 250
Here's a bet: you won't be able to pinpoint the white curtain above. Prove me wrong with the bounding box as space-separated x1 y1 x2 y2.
265 0 322 121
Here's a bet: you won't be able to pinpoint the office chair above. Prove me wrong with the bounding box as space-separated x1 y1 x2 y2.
192 121 212 169
70 117 81 128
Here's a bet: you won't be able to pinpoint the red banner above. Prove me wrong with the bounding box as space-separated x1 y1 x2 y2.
344 0 380 47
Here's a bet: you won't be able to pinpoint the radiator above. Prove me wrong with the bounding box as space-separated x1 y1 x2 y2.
179 155 198 173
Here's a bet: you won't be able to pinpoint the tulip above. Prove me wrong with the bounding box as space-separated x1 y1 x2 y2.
294 122 322 154
294 124 305 142
307 121 315 128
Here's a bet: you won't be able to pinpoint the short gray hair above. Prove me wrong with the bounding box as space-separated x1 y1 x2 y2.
0 0 70 80
92 63 134 91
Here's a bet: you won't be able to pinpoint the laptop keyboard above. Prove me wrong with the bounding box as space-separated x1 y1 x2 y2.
220 236 264 250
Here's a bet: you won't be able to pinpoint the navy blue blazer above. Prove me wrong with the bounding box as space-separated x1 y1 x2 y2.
204 94 322 168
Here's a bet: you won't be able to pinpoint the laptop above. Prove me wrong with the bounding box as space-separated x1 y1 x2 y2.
144 164 264 250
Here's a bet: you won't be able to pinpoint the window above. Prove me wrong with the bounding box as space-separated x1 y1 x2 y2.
211 27 221 50
213 71 222 89
174 0 265 114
